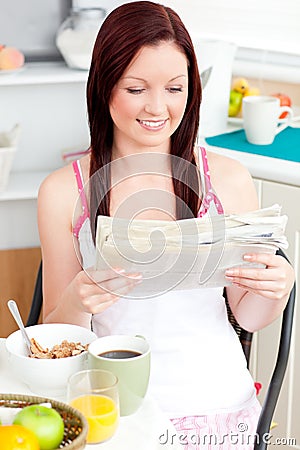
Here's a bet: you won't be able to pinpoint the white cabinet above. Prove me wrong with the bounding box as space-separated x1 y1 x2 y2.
0 63 89 249
252 178 300 449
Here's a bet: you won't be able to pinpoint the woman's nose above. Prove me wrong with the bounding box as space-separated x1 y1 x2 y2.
144 92 166 116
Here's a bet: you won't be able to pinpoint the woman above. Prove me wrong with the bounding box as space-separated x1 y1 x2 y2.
38 2 294 448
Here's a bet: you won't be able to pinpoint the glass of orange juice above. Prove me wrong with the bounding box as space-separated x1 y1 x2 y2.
67 369 119 444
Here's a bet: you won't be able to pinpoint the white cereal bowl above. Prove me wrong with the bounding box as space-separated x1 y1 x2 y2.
5 323 97 397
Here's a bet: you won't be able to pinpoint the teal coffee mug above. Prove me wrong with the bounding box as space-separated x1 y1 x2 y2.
88 335 151 416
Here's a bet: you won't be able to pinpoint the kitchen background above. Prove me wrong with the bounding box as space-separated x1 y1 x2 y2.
0 2 299 448
1 0 299 173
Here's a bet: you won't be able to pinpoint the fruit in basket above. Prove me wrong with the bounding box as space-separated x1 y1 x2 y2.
271 92 292 118
228 90 243 117
0 45 25 70
0 424 40 450
13 405 64 450
231 77 250 95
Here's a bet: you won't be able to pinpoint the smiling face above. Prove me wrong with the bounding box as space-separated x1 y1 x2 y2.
109 41 189 156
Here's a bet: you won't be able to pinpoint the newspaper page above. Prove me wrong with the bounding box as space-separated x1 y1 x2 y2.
94 204 288 298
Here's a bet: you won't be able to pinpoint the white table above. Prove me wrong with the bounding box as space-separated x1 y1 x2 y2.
0 339 180 449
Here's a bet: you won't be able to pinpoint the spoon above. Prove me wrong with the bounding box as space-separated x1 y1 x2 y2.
7 299 32 356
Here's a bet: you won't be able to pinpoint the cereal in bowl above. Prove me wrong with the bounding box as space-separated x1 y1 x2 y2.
30 338 88 359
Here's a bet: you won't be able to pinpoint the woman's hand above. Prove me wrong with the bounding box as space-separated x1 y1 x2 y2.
64 267 142 315
225 253 295 303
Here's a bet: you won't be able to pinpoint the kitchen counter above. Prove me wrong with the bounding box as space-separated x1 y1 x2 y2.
204 140 300 187
0 62 88 87
202 120 300 187
0 171 50 201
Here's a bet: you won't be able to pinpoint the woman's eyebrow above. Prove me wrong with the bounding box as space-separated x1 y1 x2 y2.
122 76 147 82
169 75 187 82
122 75 187 82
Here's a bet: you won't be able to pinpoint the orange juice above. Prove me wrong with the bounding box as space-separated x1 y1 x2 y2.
70 394 119 443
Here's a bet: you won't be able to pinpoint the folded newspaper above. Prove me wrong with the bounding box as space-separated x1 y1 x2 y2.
95 204 288 298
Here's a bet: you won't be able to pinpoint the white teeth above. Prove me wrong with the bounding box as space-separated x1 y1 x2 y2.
140 120 165 128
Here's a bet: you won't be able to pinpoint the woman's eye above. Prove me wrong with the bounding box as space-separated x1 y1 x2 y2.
126 88 144 94
167 87 183 93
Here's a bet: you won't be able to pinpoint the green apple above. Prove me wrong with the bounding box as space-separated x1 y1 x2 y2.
13 404 64 450
228 90 243 117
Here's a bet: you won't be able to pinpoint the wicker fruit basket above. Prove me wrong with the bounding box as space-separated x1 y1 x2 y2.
0 393 88 449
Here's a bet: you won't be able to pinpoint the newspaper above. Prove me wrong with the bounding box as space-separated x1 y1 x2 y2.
95 204 288 298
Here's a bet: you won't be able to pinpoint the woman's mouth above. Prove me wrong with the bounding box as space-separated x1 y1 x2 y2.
137 119 168 131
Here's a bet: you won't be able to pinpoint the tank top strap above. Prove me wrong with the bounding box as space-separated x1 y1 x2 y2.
197 146 210 198
72 160 90 238
197 146 224 217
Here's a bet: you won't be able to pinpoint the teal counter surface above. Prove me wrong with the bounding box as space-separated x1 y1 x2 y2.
205 126 300 163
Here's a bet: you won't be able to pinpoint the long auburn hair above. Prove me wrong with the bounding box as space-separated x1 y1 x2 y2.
87 1 202 241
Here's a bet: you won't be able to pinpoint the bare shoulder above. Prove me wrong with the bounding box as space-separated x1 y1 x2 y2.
207 150 259 214
208 151 250 182
38 164 76 209
38 155 90 209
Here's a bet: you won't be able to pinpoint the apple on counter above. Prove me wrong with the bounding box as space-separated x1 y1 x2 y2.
228 90 243 117
13 404 64 450
0 44 25 70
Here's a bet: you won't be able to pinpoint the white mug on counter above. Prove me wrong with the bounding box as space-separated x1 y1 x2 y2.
242 95 293 145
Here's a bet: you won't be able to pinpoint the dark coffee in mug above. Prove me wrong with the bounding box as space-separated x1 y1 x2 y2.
98 350 142 359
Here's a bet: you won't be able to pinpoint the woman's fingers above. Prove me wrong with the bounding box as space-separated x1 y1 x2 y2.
226 277 284 291
225 253 287 281
226 279 287 300
225 253 294 301
81 267 142 289
85 267 128 284
94 271 142 295
85 281 142 314
75 267 142 314
225 267 279 282
241 252 280 268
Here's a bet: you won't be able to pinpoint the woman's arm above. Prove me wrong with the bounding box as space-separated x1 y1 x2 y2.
38 165 141 328
210 152 295 332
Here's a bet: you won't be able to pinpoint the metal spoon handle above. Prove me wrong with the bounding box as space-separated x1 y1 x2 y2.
7 299 32 355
